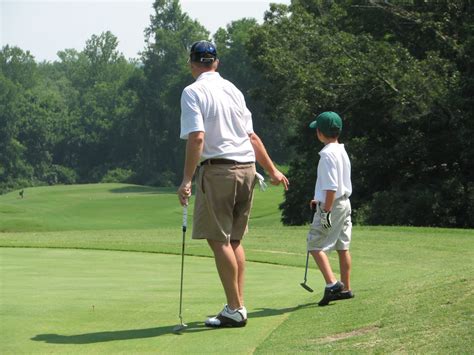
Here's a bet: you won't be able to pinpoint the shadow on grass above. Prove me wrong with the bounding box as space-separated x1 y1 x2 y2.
31 321 208 344
248 302 316 319
31 302 316 344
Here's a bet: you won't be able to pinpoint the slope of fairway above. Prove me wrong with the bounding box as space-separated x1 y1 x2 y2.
1 183 473 353
0 183 284 232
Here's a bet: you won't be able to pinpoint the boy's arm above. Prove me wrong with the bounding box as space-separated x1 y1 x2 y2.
324 190 336 211
319 190 336 229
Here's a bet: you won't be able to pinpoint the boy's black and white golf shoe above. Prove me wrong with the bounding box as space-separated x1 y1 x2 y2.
332 290 355 301
205 305 247 328
318 281 345 306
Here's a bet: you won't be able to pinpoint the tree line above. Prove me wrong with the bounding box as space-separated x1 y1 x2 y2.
1 0 472 228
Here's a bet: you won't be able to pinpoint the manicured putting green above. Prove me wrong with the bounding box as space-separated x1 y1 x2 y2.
1 248 313 353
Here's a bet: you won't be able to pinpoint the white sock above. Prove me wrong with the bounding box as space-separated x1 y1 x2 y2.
326 281 337 288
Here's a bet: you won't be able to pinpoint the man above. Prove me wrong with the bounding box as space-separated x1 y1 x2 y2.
178 40 289 328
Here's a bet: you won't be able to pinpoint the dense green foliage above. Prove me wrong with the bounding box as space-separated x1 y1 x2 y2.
253 0 473 227
1 0 472 227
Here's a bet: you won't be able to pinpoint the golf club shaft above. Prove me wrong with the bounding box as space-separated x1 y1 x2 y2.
178 205 188 323
303 250 310 282
302 205 316 284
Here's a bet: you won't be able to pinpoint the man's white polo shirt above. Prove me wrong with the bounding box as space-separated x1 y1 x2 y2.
180 72 255 163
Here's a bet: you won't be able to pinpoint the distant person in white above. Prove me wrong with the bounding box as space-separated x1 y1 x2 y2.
177 41 289 328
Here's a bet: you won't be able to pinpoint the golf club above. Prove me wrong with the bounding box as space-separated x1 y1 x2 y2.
173 204 188 333
300 204 316 293
300 251 314 292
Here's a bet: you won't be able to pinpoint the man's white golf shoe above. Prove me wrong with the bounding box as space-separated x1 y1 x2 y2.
205 305 247 328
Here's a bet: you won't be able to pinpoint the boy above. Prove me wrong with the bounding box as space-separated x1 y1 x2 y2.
307 111 354 306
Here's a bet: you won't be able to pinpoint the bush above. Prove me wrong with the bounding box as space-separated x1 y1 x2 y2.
146 170 176 187
101 168 134 183
45 165 78 185
360 179 472 227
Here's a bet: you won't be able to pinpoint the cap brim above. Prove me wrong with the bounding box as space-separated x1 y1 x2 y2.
309 121 317 129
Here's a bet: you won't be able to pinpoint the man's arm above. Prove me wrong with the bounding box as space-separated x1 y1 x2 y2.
178 131 204 206
249 133 289 190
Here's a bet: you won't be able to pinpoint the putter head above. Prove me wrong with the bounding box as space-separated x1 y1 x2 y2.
173 323 188 333
300 282 314 293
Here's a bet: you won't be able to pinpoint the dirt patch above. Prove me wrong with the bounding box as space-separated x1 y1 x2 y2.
312 325 381 344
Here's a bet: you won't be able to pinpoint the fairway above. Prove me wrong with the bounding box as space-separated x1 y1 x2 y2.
1 184 473 353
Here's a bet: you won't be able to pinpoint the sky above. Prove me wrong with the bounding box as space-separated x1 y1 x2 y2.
1 0 291 62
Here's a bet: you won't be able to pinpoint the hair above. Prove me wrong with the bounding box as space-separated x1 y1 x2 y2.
192 56 218 69
319 128 340 138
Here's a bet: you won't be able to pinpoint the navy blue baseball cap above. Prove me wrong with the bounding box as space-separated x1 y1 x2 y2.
189 40 217 63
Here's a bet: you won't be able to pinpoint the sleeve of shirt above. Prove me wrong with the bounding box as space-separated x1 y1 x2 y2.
180 87 205 140
319 154 338 191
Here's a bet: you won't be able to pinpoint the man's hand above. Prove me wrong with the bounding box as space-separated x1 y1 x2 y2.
269 170 289 190
320 209 332 229
178 181 192 206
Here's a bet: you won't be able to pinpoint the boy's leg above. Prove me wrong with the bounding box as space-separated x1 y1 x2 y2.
311 250 344 306
310 250 337 285
337 250 351 291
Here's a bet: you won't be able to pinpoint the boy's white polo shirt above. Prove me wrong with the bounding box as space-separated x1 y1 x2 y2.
180 72 255 163
314 143 352 203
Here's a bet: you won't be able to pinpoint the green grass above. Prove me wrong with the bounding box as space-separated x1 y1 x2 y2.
1 184 473 353
1 248 305 354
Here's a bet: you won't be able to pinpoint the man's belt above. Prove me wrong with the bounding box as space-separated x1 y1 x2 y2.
200 159 254 166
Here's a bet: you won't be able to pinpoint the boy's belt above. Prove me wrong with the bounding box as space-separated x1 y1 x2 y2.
200 159 254 166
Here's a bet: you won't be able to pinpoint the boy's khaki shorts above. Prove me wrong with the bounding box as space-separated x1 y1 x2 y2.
192 163 256 242
307 197 352 252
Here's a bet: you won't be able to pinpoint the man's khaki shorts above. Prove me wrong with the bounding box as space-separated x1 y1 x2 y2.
192 162 256 242
307 197 352 252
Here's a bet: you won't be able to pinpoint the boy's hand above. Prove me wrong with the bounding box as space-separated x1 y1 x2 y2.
320 209 332 229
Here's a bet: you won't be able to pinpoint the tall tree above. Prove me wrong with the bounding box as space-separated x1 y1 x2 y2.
0 47 44 191
214 18 291 163
51 32 138 181
249 0 472 227
137 0 208 185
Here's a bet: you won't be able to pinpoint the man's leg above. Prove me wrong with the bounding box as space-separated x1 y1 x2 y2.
310 250 336 284
207 239 242 310
337 250 351 291
230 240 245 304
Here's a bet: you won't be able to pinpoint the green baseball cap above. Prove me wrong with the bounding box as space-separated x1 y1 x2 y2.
309 111 342 136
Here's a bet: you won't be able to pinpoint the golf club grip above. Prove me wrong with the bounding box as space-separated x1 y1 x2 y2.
182 205 188 232
310 204 316 224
